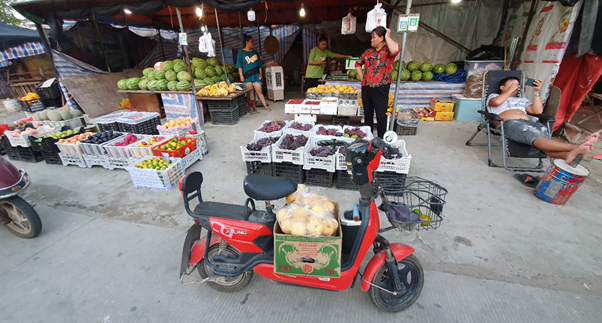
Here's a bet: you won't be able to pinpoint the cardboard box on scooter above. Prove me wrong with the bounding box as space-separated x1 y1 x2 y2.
273 203 342 278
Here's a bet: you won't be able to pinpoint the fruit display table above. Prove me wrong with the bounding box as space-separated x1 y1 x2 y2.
117 90 185 118
194 88 251 101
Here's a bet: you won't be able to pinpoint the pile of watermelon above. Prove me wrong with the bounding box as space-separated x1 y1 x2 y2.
394 60 458 82
117 58 240 92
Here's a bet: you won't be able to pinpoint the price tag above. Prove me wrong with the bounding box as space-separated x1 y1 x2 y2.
179 33 188 46
397 14 420 32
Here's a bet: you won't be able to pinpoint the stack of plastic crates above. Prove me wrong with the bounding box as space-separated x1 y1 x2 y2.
302 137 335 188
117 112 161 135
236 95 248 117
208 100 240 125
336 169 357 190
16 146 44 163
96 113 124 132
241 136 274 177
273 162 305 183
41 151 62 165
1 135 20 160
378 176 448 231
246 161 273 176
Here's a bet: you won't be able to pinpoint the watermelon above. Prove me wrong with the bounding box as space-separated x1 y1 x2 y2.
410 70 422 81
177 71 191 82
207 57 219 67
407 61 420 72
143 67 154 76
127 77 142 90
163 61 174 71
173 59 185 64
205 67 216 77
393 61 400 70
204 77 214 85
433 64 446 74
195 68 207 79
401 69 411 81
167 81 178 91
147 71 156 81
176 80 191 91
422 71 434 81
165 70 177 82
392 70 398 81
420 62 433 72
226 65 233 73
214 66 224 75
155 70 166 80
193 79 203 89
174 62 188 73
348 70 357 79
192 58 206 70
197 60 208 70
219 75 227 82
212 76 221 83
445 62 458 75
147 80 158 91
155 80 168 91
117 79 128 90
139 79 149 90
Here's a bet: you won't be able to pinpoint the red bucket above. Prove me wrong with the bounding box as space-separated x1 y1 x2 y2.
534 159 589 205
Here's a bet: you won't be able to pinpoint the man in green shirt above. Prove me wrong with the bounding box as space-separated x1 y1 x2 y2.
305 37 350 90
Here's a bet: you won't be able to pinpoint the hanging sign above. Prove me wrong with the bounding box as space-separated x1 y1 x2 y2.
179 33 188 46
397 14 420 32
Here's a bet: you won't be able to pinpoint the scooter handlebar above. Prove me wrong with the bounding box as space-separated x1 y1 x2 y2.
317 139 349 148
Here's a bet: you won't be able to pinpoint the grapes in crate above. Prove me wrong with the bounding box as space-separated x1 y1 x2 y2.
343 127 366 139
246 137 274 151
258 120 286 133
310 146 335 157
382 146 402 159
316 126 338 136
289 122 312 131
279 134 308 150
82 131 121 144
338 146 347 156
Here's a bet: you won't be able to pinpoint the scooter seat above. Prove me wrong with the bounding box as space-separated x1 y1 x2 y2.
243 174 297 201
194 202 249 221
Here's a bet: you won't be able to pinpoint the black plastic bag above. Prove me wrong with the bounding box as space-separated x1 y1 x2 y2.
378 201 421 223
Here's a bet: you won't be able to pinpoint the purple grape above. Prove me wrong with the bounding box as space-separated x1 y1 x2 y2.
310 146 335 157
246 137 274 151
382 147 402 159
289 122 313 131
258 120 286 133
316 126 337 136
343 127 366 139
279 134 308 150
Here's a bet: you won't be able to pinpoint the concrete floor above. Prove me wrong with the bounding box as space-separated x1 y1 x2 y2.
3 92 602 301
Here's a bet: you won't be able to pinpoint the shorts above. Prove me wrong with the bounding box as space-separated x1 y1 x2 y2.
502 119 549 145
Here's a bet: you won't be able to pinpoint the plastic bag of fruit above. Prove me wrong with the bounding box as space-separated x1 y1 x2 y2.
275 184 338 237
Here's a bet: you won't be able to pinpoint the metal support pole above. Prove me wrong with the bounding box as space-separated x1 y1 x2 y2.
92 14 111 72
176 7 202 126
157 28 166 61
512 0 539 70
388 0 411 132
215 8 230 83
238 11 244 42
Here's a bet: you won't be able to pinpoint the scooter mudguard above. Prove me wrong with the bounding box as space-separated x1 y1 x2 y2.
360 243 415 292
189 234 222 266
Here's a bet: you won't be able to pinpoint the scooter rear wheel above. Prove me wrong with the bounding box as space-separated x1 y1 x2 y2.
197 244 253 292
1 196 42 239
369 254 424 312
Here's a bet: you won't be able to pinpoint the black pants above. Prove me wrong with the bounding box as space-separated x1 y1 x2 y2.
305 78 320 91
362 84 390 138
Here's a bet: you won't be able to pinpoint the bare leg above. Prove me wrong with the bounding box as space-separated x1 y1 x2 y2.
245 83 257 112
253 82 270 111
539 141 595 164
533 138 576 152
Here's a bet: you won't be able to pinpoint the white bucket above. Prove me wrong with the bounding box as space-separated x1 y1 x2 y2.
3 99 20 113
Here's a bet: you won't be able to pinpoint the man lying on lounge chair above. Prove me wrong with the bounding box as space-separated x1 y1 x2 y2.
487 77 599 164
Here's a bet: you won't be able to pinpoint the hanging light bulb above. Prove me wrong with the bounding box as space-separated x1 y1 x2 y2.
299 4 306 18
196 7 203 18
124 9 132 15
247 8 256 21
451 0 462 3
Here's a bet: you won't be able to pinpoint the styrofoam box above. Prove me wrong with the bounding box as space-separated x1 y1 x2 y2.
240 137 273 163
294 114 317 123
285 100 305 114
376 139 412 174
303 137 336 172
301 101 321 114
321 97 338 115
272 133 307 165
337 104 358 117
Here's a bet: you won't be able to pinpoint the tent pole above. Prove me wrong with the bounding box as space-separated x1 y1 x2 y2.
512 0 539 70
215 8 230 83
176 7 202 125
238 11 244 40
157 28 166 61
92 14 112 72
388 0 411 132
34 23 59 81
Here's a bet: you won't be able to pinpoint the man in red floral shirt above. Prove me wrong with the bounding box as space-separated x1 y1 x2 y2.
355 26 401 138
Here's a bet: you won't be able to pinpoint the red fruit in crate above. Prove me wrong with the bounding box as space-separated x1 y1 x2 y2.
189 129 197 135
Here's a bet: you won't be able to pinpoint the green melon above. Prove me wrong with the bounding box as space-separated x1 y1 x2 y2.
445 62 458 75
211 76 221 83
147 80 159 91
213 66 224 75
207 57 219 67
177 71 191 82
165 70 177 82
139 79 149 90
204 77 214 85
392 70 398 81
407 61 420 72
219 75 226 82
410 70 422 81
420 62 433 72
174 62 188 73
433 64 446 74
176 80 191 91
173 58 185 64
422 71 434 81
127 77 142 90
117 79 128 90
167 81 178 91
155 70 166 80
401 68 411 81
156 80 169 91
226 65 234 73
193 79 203 89
163 61 174 71
60 110 72 120
146 71 156 81
47 110 62 121
195 68 207 79
205 67 216 77
143 67 155 76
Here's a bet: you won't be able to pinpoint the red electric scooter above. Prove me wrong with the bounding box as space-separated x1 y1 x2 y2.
179 138 446 312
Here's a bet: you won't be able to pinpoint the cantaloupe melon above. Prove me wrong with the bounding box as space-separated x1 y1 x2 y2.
60 110 72 120
39 110 49 120
47 110 62 121
32 112 42 121
70 110 83 118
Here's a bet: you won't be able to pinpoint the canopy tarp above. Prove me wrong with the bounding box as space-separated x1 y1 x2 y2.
0 22 41 51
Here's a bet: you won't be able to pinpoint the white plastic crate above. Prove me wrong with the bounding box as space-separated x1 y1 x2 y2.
283 121 314 137
105 135 146 158
80 133 126 156
6 125 61 147
95 113 125 130
126 156 184 191
310 124 344 139
272 133 307 165
303 137 336 172
342 125 374 141
190 131 208 156
126 135 173 160
376 139 412 174
336 148 348 171
59 153 87 167
337 103 358 116
181 147 202 171
40 115 90 129
157 118 198 136
83 154 110 169
107 157 133 170
320 97 338 115
254 120 289 139
56 142 84 155
285 99 305 113
240 137 273 163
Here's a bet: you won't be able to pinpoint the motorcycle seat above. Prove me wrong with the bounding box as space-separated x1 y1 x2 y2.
194 202 249 221
243 174 297 201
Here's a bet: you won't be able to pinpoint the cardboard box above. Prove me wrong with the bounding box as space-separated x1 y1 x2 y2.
413 107 436 121
429 98 455 112
435 111 454 121
274 203 342 278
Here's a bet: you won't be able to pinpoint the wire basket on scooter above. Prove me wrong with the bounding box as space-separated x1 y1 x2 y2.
378 176 448 231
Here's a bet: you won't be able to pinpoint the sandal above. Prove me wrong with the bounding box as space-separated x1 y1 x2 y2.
514 174 541 188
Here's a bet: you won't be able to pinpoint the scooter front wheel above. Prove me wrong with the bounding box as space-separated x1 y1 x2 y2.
0 196 42 239
198 244 253 292
369 254 424 312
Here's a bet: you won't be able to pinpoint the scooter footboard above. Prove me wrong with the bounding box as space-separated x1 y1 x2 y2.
360 243 414 292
